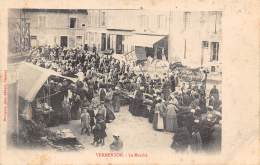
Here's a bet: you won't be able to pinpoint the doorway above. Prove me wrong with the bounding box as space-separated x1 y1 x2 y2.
210 42 219 61
76 36 83 47
107 34 110 49
101 33 106 51
116 35 124 54
60 36 68 48
201 41 209 66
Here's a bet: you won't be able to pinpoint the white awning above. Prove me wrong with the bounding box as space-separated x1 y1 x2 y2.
17 62 76 101
130 34 166 48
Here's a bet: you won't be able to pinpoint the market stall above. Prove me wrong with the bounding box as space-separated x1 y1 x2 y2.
17 62 76 125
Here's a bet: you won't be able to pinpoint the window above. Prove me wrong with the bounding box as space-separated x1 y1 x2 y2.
69 17 76 28
38 16 46 28
184 39 187 59
76 36 83 46
214 11 219 34
202 41 209 48
101 12 106 26
139 15 145 28
200 12 206 25
87 13 92 26
158 15 166 29
211 42 219 61
90 33 94 42
31 35 37 39
157 15 162 28
145 15 150 29
183 12 191 31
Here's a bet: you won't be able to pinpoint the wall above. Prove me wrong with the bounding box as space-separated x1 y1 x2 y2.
24 10 88 48
168 11 222 69
19 9 222 69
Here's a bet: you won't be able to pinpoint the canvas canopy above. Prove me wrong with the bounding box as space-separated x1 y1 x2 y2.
130 34 166 48
17 62 76 102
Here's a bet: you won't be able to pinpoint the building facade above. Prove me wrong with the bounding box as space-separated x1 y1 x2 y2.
85 9 169 64
21 9 88 48
84 9 221 71
169 11 222 70
8 9 222 71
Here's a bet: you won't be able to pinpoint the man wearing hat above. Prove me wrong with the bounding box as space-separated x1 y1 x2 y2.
110 133 123 151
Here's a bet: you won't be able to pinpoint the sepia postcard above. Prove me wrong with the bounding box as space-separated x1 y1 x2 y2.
0 0 259 164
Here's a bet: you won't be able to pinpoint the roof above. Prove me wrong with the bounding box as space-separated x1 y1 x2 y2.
22 9 88 14
17 62 76 102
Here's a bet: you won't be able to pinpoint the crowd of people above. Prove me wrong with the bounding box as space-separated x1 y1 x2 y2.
27 45 222 152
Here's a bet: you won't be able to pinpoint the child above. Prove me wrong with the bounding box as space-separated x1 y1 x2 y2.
98 119 107 146
80 109 90 135
91 123 101 146
87 106 95 133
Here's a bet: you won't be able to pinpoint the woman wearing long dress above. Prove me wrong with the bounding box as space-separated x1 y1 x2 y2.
61 95 71 123
99 87 106 102
191 126 202 152
132 87 144 116
70 93 81 120
112 86 121 113
153 97 164 130
105 88 114 112
165 100 178 132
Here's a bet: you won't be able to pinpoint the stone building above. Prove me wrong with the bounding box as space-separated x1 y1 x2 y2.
84 9 221 71
14 9 88 48
169 11 222 71
8 9 222 71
